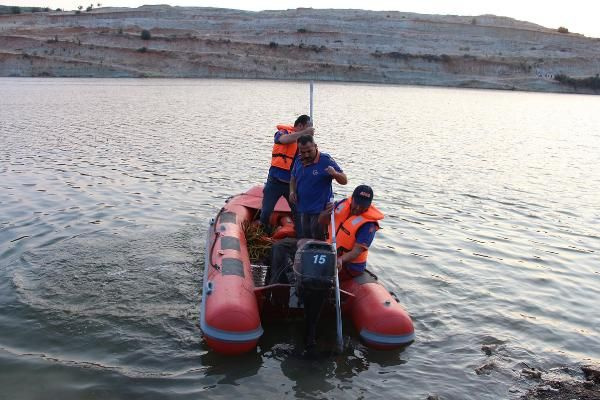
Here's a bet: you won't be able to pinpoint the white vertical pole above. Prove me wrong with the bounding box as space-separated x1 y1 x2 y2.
330 198 343 353
309 81 314 123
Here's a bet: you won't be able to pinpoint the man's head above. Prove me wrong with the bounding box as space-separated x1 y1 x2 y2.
350 185 373 215
298 134 317 165
294 114 312 129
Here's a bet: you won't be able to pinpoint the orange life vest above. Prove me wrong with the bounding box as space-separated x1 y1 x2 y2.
271 214 296 240
328 197 384 264
270 124 297 171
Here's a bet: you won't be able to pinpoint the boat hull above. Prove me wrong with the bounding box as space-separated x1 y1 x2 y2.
341 275 415 349
200 191 265 355
201 186 415 354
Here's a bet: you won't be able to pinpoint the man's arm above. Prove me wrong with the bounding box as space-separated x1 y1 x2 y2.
318 202 334 227
333 171 348 185
325 155 347 185
336 222 376 269
337 244 367 269
325 166 348 185
278 127 315 144
289 176 297 204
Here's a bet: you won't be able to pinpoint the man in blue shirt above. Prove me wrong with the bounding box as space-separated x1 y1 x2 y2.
290 135 347 239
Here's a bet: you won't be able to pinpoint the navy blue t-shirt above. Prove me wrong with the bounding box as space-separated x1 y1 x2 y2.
292 151 343 214
345 222 377 273
267 129 295 183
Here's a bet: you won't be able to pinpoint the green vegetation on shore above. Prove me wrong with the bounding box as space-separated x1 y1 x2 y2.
0 5 53 14
555 74 600 91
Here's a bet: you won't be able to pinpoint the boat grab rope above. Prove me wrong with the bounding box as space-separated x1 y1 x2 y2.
207 194 241 272
208 206 225 271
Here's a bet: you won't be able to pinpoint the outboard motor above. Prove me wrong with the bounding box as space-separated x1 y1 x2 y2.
293 240 336 350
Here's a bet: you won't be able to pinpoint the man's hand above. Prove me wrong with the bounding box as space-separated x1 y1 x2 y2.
289 191 297 204
327 168 347 185
323 202 334 215
325 166 337 176
336 258 343 271
303 127 315 136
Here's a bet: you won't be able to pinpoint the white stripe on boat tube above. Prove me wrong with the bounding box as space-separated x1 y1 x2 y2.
200 323 264 343
360 329 415 345
200 218 264 344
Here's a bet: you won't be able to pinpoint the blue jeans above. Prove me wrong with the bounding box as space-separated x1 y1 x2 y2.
261 176 295 231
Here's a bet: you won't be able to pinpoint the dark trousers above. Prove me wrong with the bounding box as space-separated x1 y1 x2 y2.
260 177 295 230
268 238 298 285
269 238 327 348
297 213 326 240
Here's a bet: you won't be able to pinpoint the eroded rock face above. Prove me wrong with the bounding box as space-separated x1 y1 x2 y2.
582 364 600 383
522 365 600 400
1 6 599 93
522 379 600 400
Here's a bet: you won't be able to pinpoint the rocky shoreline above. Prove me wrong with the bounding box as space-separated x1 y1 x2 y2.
1 6 599 94
471 344 600 400
522 364 600 399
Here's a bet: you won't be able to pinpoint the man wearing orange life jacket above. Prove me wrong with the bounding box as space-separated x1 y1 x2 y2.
260 115 314 232
318 185 384 280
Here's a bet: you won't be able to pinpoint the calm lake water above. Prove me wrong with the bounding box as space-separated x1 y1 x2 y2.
1 78 599 399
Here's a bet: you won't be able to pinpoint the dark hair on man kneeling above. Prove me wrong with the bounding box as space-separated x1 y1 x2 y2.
298 134 314 145
294 114 311 127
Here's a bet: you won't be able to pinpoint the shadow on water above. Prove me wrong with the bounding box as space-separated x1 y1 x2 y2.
200 350 263 385
252 318 409 398
277 340 409 399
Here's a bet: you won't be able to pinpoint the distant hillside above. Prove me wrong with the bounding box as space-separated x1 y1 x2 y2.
0 5 599 93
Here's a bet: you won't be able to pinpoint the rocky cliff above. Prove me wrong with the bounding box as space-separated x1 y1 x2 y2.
1 5 599 93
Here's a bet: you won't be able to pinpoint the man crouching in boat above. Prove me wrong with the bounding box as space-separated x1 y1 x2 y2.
270 185 382 284
318 185 384 280
268 185 383 353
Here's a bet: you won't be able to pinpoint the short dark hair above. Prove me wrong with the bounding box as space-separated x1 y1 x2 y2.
294 114 311 127
297 134 314 145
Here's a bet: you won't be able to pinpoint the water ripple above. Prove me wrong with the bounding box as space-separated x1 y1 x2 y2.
1 78 600 399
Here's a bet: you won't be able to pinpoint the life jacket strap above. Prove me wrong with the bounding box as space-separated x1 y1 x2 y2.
272 153 294 160
337 246 351 256
338 225 351 236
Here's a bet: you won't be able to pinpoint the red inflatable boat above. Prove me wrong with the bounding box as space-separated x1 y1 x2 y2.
200 186 415 355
